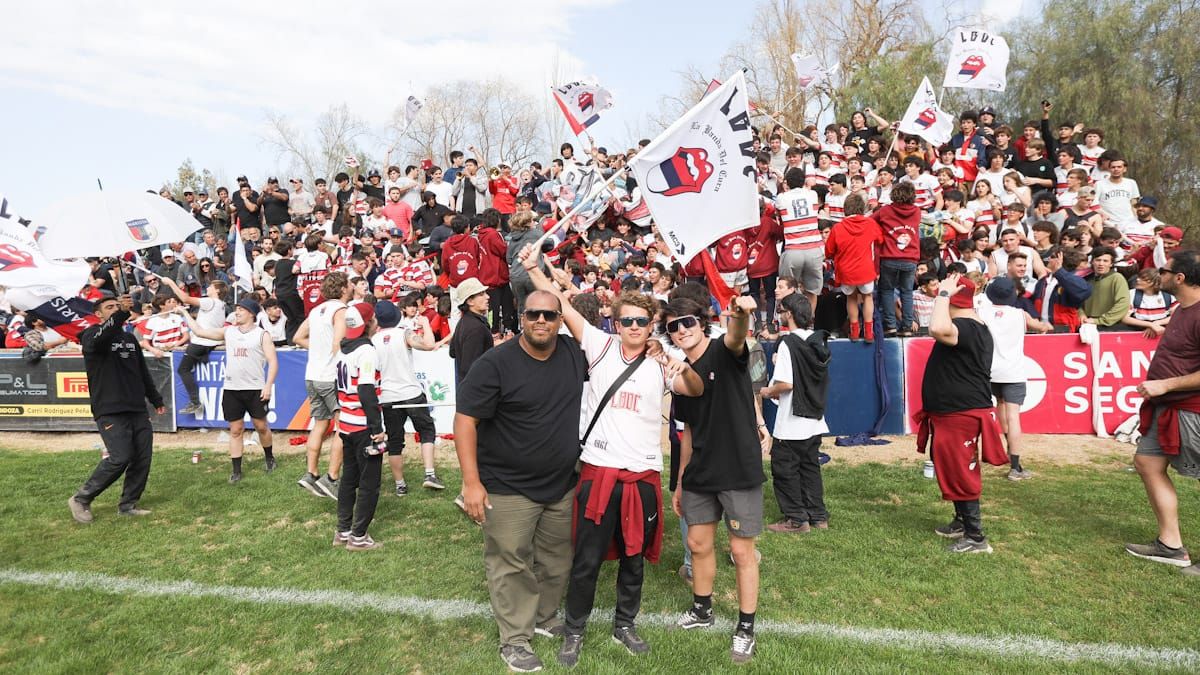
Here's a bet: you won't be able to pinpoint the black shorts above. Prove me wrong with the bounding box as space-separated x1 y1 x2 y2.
222 389 269 422
381 395 437 455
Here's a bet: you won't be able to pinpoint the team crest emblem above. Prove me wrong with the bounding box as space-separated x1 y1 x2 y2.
126 218 156 242
957 55 986 82
456 260 468 276
0 244 35 272
646 147 713 197
577 92 594 112
915 108 937 129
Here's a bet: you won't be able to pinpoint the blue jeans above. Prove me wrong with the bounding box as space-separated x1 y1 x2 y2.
877 259 916 332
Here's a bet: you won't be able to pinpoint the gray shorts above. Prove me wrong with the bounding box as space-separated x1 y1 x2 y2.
681 485 763 538
1136 408 1200 479
779 248 825 295
305 380 339 421
991 382 1027 405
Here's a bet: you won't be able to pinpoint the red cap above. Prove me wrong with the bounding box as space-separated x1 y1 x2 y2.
950 277 976 309
1162 226 1184 241
345 302 375 339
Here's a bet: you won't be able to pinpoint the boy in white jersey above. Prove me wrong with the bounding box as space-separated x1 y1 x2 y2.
901 156 944 212
821 174 849 223
158 276 229 418
257 298 287 346
332 302 387 551
139 295 188 357
293 272 350 499
521 245 703 667
371 301 442 497
774 168 824 310
180 298 278 484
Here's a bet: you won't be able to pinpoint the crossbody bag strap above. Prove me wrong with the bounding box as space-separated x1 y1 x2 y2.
580 352 646 447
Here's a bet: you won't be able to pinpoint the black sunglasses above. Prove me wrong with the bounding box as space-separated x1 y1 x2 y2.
1159 267 1179 276
523 309 561 322
666 315 700 333
618 316 651 328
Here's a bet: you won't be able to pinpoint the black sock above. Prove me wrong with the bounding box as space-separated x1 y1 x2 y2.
692 594 712 616
232 457 242 472
325 473 336 482
1010 454 1022 471
263 445 273 460
737 610 756 635
1159 539 1183 552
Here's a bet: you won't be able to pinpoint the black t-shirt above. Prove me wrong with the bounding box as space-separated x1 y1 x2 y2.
262 189 290 226
232 191 260 229
336 188 355 211
362 183 385 202
675 338 766 492
274 257 299 299
1015 157 1054 185
456 335 586 503
921 318 994 413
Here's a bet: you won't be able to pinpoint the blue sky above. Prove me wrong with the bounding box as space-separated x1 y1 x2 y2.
0 0 1025 216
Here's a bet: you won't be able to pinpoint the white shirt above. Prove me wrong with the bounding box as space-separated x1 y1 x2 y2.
289 189 315 216
257 311 287 343
426 180 453 208
1094 177 1140 232
192 297 227 347
223 325 268 390
769 329 830 441
373 326 423 404
981 304 1027 384
579 324 671 473
304 299 346 382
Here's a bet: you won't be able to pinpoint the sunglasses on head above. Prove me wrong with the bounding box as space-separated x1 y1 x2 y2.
523 309 561 322
666 315 700 333
618 316 651 328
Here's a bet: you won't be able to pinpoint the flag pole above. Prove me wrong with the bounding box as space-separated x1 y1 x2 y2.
532 168 627 251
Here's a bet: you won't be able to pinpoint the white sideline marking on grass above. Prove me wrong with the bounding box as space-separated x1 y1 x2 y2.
2 568 1197 670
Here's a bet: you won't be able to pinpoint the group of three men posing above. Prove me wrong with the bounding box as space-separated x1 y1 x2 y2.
453 242 769 672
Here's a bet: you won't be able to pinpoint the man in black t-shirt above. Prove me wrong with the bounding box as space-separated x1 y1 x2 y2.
663 294 767 665
917 274 1007 554
1015 140 1054 191
231 179 261 234
454 290 586 674
258 177 291 228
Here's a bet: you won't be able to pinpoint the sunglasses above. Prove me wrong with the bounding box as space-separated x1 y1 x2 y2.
666 315 700 333
1158 267 1180 276
618 316 651 328
523 309 561 322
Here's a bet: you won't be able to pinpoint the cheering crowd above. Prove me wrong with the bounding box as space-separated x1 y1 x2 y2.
40 99 1200 672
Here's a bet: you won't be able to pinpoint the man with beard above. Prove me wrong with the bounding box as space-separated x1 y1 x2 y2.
454 290 587 673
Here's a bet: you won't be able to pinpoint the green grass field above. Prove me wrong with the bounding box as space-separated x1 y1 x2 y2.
1 444 1197 674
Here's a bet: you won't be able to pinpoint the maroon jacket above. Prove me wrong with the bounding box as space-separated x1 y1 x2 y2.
476 227 509 287
874 202 922 262
441 233 483 287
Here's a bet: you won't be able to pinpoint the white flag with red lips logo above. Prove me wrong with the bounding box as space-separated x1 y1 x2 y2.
0 216 90 299
943 27 1009 92
897 77 955 147
628 71 758 263
552 81 613 135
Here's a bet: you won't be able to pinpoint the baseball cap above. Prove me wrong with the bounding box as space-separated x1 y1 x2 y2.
368 168 381 178
374 300 400 328
389 228 405 238
950 276 977 309
183 188 194 195
290 177 303 184
183 274 199 286
979 105 996 115
1137 196 1158 209
160 248 176 258
986 277 1017 306
1162 226 1184 241
198 188 209 196
236 298 261 316
236 175 249 182
267 176 279 184
1077 186 1097 198
345 302 375 339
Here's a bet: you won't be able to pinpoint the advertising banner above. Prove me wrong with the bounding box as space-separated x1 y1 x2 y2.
904 333 1158 434
0 352 175 431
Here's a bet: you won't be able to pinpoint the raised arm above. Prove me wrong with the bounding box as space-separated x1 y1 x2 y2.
407 315 437 351
929 274 962 346
157 275 201 308
723 295 757 355
519 243 586 342
175 306 223 341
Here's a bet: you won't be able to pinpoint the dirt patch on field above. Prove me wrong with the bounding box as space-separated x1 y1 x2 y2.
1 428 1132 467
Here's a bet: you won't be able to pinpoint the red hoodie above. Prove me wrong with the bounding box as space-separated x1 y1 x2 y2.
476 227 509 287
748 212 783 279
441 233 483 287
874 202 921 262
713 228 752 273
825 214 884 286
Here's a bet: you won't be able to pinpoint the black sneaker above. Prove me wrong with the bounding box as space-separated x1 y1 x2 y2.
395 482 408 497
500 644 543 672
731 629 756 664
264 457 276 473
676 607 714 630
423 474 446 490
934 520 965 539
228 472 242 484
534 619 564 638
557 634 583 667
1125 540 1192 567
947 537 993 554
612 625 650 655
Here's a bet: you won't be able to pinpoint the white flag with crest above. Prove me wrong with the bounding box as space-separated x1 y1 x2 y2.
405 95 423 125
627 71 758 263
551 80 614 135
897 77 955 147
942 27 1010 92
789 53 831 90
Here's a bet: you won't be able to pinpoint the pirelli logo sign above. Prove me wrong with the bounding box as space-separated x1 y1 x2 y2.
56 372 90 398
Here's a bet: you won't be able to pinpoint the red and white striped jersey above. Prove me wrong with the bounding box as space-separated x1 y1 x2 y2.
969 199 998 231
774 187 823 252
1130 291 1177 323
820 142 846 169
335 342 380 435
1054 164 1084 196
144 313 187 348
1078 144 1105 171
824 191 847 223
400 259 435 289
902 174 942 212
808 165 839 189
